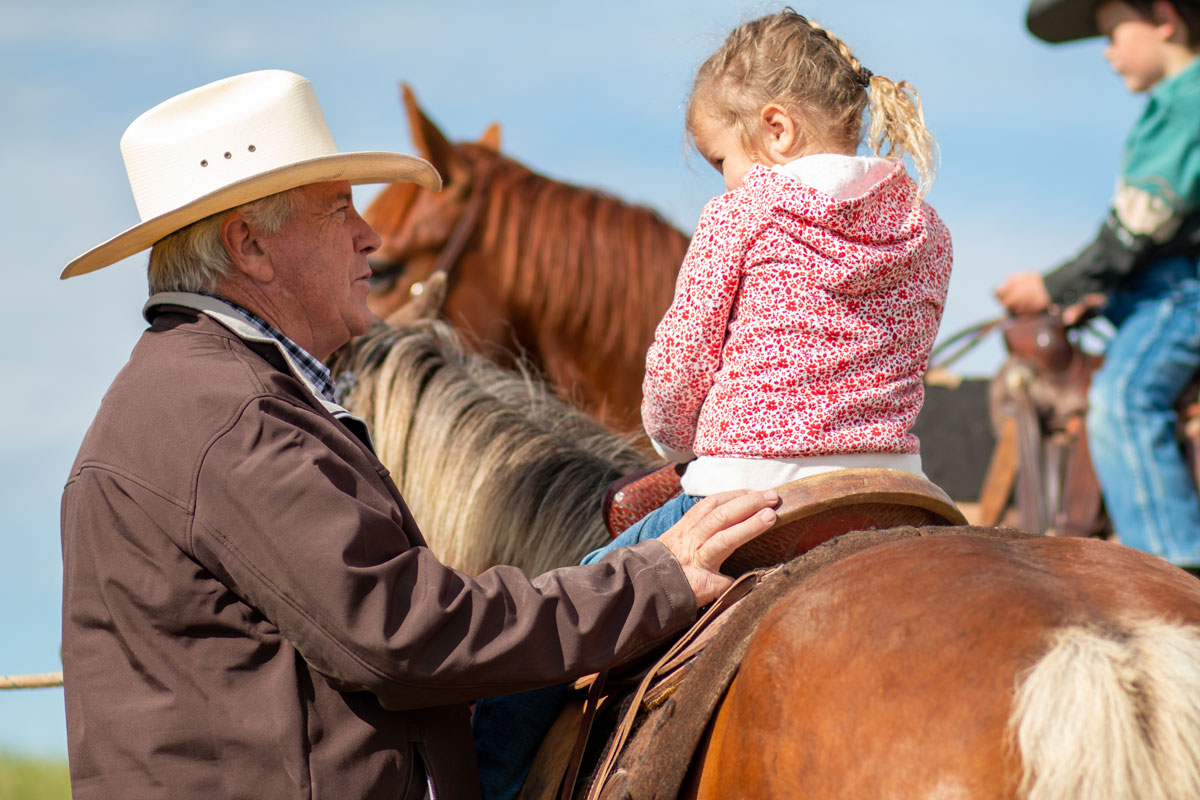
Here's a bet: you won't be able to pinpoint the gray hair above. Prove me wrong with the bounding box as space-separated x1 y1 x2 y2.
147 188 301 294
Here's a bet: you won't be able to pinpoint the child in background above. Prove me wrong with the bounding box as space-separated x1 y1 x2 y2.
583 8 954 564
996 0 1200 570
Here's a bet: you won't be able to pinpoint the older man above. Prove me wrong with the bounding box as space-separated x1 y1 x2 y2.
59 71 777 800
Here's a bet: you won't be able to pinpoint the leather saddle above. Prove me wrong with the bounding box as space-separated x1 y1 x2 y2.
984 312 1200 537
985 313 1103 536
604 464 967 576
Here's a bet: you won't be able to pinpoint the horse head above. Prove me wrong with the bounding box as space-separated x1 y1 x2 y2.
363 83 690 439
365 83 510 339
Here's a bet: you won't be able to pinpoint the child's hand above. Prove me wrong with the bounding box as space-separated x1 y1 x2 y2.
994 272 1051 315
1062 293 1107 326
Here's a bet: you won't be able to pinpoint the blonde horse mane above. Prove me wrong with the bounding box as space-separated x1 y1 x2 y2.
465 144 688 368
334 319 652 576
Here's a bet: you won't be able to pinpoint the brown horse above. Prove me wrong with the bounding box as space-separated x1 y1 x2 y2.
337 320 1200 799
362 84 690 437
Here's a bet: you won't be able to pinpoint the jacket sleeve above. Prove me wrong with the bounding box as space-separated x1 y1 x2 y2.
1044 92 1200 304
641 195 750 452
188 395 697 710
1043 208 1200 304
1042 212 1155 304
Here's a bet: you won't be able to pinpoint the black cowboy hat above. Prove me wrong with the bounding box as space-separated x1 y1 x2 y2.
1026 0 1104 43
1027 0 1200 43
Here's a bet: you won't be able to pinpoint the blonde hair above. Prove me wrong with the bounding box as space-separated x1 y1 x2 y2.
688 9 937 192
147 188 300 294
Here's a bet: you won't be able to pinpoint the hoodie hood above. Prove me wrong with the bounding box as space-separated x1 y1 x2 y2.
741 158 930 296
774 154 895 201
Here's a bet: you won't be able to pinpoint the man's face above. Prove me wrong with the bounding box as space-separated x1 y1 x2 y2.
260 181 381 359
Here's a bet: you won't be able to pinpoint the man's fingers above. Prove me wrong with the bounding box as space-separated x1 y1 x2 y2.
662 489 782 606
662 490 780 606
694 505 778 571
681 490 750 519
687 490 777 531
679 490 778 566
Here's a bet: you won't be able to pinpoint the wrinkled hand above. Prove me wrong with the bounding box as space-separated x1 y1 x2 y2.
994 272 1050 315
658 490 779 606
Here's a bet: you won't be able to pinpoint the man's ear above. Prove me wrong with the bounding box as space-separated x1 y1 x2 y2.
221 212 274 283
760 104 797 162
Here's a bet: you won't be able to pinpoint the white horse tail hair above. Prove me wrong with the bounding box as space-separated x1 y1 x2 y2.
1012 621 1200 800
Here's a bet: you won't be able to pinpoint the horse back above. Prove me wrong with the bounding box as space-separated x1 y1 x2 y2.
691 533 1200 799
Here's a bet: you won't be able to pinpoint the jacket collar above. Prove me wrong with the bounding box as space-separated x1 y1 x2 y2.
143 291 375 449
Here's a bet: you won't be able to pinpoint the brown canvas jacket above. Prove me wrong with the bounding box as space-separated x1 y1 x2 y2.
60 294 696 800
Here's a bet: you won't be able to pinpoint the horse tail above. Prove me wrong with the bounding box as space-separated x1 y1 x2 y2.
1012 621 1200 800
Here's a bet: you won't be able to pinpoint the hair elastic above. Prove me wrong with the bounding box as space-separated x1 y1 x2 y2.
857 65 874 87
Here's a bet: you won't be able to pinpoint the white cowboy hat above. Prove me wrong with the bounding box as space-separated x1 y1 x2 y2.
62 69 441 279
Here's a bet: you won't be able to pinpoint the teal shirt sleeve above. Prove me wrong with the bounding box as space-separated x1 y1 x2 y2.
1044 56 1200 304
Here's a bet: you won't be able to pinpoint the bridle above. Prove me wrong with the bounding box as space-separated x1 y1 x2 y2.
371 161 496 315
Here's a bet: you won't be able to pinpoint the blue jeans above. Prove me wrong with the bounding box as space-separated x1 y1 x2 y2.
473 493 700 799
1088 255 1200 567
472 682 571 800
580 493 700 564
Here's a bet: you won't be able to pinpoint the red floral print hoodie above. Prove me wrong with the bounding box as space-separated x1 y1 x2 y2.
642 157 953 460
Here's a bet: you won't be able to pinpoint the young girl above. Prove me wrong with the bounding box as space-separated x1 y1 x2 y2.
582 8 954 564
473 11 954 800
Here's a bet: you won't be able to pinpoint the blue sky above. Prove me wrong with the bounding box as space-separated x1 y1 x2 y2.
0 0 1139 756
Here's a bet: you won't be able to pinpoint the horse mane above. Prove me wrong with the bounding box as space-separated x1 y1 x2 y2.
334 319 652 576
462 144 690 367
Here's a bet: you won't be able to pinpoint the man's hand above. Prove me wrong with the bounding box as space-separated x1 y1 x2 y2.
994 272 1051 315
658 490 779 606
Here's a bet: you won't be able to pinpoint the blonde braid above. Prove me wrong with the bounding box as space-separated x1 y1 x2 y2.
863 76 937 193
804 16 937 192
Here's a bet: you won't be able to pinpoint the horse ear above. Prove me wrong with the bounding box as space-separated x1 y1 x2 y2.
478 123 502 152
400 83 470 191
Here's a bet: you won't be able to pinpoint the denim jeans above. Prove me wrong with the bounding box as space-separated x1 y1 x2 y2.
580 493 700 564
1088 255 1200 567
473 493 701 799
472 682 571 800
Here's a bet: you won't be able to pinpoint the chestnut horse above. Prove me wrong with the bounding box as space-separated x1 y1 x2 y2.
337 320 1200 798
363 85 689 437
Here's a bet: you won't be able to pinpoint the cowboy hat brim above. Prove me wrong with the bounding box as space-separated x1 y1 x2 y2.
1026 0 1101 43
61 151 441 279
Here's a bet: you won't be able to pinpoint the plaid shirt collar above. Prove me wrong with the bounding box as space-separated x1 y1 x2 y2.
202 295 337 403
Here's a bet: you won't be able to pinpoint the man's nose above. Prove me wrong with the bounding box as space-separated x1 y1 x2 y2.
351 208 383 254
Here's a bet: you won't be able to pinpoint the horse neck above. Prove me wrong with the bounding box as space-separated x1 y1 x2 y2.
341 320 651 576
470 150 690 368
